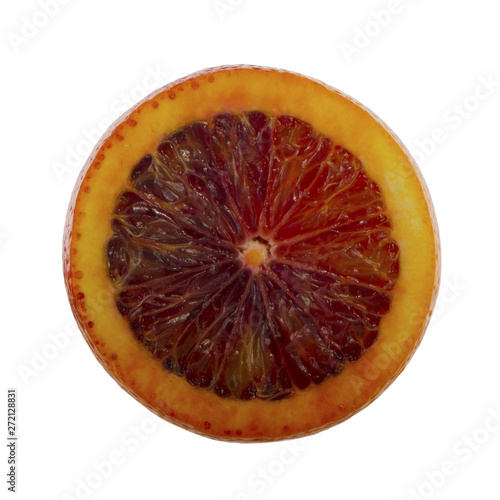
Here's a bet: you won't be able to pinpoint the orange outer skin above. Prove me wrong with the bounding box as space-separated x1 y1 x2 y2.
63 65 440 442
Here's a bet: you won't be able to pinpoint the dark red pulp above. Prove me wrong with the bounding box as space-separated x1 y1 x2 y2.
106 111 399 401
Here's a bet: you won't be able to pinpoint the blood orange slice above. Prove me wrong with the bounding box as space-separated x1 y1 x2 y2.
64 66 440 441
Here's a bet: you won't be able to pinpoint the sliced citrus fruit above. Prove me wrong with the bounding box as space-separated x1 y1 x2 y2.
63 65 440 442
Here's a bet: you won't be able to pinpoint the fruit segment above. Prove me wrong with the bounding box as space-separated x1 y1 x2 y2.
106 111 399 401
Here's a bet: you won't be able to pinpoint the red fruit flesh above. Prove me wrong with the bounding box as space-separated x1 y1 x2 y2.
106 111 399 402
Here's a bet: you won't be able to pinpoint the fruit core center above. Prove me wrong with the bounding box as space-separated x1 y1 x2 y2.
242 237 270 268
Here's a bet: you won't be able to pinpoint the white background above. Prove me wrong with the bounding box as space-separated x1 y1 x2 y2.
2 0 500 499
